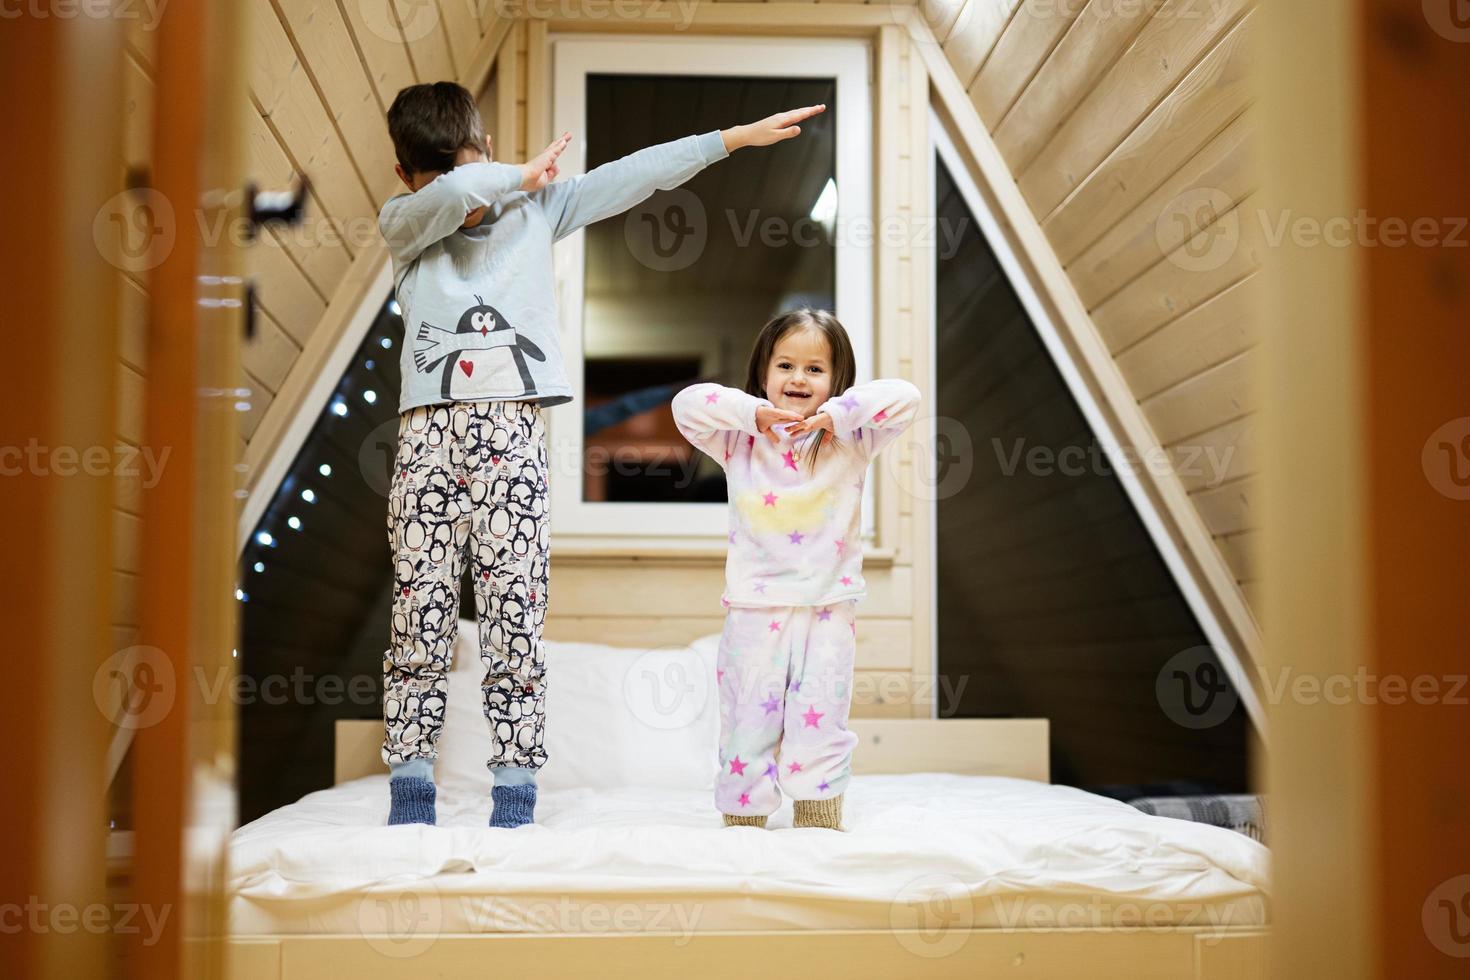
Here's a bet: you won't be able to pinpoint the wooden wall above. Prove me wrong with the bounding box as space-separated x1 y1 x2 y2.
221 0 1256 727
923 0 1260 615
110 2 514 652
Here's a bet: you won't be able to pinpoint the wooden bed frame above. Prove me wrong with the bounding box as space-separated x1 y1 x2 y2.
224 718 1266 979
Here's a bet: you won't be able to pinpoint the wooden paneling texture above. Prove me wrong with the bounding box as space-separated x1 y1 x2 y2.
930 0 1261 612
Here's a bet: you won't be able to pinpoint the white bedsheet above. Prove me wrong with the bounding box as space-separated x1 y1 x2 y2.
228 774 1269 937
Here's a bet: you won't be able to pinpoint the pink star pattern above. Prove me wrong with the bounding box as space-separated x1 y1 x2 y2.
747 435 756 448
787 761 803 774
717 669 725 683
761 695 781 714
762 491 778 506
816 607 832 621
840 576 853 586
872 409 888 422
768 619 781 633
782 450 798 471
788 530 804 545
729 756 747 776
835 538 846 556
738 792 751 807
802 706 823 728
705 391 720 405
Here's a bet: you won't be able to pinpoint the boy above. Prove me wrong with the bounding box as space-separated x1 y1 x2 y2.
378 81 824 827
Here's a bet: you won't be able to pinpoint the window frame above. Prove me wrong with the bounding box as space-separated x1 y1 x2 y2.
547 34 874 539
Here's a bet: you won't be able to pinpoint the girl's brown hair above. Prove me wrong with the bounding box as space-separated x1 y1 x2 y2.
743 308 857 470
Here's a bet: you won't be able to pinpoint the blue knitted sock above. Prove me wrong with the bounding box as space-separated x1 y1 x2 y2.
489 783 537 828
387 768 436 826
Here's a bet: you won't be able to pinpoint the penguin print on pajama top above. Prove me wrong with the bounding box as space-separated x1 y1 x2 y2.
413 295 547 401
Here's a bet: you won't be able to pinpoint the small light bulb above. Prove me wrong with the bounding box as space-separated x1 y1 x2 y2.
319 464 332 477
301 488 316 503
287 515 302 530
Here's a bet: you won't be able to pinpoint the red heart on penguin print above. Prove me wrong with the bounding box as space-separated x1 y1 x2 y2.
491 454 501 465
458 360 474 377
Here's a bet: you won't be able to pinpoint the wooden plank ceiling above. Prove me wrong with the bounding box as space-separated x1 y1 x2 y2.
921 0 1260 618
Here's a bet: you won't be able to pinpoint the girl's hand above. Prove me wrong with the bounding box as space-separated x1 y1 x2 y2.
755 405 805 444
722 105 826 152
785 412 834 447
521 132 572 191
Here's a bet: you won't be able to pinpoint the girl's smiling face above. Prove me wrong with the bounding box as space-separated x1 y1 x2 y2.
763 328 834 418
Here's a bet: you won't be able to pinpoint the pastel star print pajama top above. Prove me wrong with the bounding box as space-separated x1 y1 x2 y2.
671 377 921 815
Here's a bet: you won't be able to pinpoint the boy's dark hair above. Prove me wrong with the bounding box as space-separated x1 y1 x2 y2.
744 308 857 471
387 82 487 176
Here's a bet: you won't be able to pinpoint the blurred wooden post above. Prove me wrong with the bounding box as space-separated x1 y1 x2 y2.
130 0 245 977
0 9 123 980
1262 2 1470 978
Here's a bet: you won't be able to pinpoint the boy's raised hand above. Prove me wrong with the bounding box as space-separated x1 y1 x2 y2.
722 105 827 153
521 131 573 191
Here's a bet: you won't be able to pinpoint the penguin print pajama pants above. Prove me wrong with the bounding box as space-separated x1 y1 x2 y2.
715 600 860 816
382 400 550 771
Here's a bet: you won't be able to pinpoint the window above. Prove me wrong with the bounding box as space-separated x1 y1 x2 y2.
549 37 872 539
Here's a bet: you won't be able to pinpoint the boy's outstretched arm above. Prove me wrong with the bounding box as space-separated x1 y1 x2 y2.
533 104 826 243
378 133 573 268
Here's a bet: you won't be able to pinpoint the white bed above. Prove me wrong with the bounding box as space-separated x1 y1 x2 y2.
224 627 1269 978
230 772 1267 938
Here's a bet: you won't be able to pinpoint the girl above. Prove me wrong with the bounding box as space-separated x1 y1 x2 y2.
671 309 921 830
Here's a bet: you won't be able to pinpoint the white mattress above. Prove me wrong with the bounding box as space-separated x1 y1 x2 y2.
228 774 1269 937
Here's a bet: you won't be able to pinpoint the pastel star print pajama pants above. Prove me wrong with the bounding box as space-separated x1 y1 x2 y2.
382 400 550 772
715 600 860 816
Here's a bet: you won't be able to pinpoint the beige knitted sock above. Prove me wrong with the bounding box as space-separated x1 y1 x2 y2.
794 794 844 830
723 813 768 828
